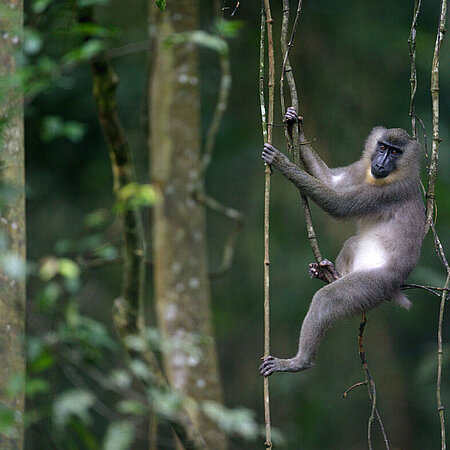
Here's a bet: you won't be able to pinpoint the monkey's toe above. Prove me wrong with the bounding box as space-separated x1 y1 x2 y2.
308 263 320 279
319 259 333 268
318 259 340 280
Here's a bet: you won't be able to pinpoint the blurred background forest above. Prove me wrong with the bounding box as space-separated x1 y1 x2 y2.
3 0 450 448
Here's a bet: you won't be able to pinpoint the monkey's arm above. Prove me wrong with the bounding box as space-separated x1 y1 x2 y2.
262 144 392 218
285 107 332 182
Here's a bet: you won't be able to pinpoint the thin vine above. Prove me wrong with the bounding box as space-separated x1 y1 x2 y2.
411 0 448 447
260 0 274 447
279 2 388 447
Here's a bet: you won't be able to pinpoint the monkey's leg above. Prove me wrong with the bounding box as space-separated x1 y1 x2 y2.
259 270 391 376
308 259 341 282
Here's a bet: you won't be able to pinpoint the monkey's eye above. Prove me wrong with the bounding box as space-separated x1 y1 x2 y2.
391 149 397 155
379 144 387 151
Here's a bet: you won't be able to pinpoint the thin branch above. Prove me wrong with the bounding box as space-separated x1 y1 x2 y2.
437 274 450 450
341 381 368 399
200 50 232 176
106 39 150 59
423 2 448 447
425 0 447 232
261 0 274 447
358 315 390 450
230 1 240 16
194 191 245 279
279 0 332 280
408 0 421 138
401 283 445 298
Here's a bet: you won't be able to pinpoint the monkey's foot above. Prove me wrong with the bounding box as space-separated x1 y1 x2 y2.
284 106 303 125
259 356 312 377
308 259 340 282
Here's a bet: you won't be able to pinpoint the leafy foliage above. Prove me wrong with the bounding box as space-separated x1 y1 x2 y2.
156 0 166 11
53 389 95 428
166 31 229 55
102 421 134 450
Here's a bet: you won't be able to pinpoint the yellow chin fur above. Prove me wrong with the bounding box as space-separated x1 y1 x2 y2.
365 167 403 186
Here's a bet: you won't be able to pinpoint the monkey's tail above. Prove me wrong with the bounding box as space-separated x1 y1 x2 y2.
393 290 412 310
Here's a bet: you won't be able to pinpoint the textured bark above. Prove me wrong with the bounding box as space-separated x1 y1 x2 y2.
0 1 25 448
149 2 227 448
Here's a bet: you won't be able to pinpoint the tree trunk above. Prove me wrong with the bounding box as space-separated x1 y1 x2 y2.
149 2 227 448
0 1 25 448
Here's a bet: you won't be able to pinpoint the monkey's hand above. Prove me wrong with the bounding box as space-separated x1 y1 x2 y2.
262 143 281 166
308 259 340 282
259 355 312 377
284 106 303 125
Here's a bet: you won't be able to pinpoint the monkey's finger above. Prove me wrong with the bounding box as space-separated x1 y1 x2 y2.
285 112 297 122
259 356 275 367
259 357 276 371
260 369 274 377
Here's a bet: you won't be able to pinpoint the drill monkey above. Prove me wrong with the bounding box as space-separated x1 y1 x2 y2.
259 107 424 377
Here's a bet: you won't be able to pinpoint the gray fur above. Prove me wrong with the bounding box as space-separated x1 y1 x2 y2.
259 122 425 376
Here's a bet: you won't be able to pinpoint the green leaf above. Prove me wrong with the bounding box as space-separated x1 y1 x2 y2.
53 389 95 428
83 209 110 228
155 0 166 11
36 282 61 311
129 359 151 381
63 40 105 65
148 388 183 418
116 400 146 416
40 116 63 142
109 369 132 389
32 0 53 13
58 258 80 279
39 257 59 281
39 257 80 281
63 121 86 143
26 378 50 397
93 244 118 261
115 183 159 212
30 348 55 373
103 421 134 450
166 31 228 55
73 23 118 39
202 401 259 439
40 116 85 143
23 28 43 55
214 19 245 38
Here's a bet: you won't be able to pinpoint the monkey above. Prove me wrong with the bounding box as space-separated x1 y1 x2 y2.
259 107 425 377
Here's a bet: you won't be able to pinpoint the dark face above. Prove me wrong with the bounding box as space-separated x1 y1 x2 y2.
371 140 403 179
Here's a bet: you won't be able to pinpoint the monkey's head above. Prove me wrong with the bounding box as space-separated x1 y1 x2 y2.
364 127 421 186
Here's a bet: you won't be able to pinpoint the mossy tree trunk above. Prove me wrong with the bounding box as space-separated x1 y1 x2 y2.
149 2 227 448
0 1 25 448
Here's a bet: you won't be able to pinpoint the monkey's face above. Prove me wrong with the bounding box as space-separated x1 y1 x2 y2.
365 127 420 186
370 140 403 179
